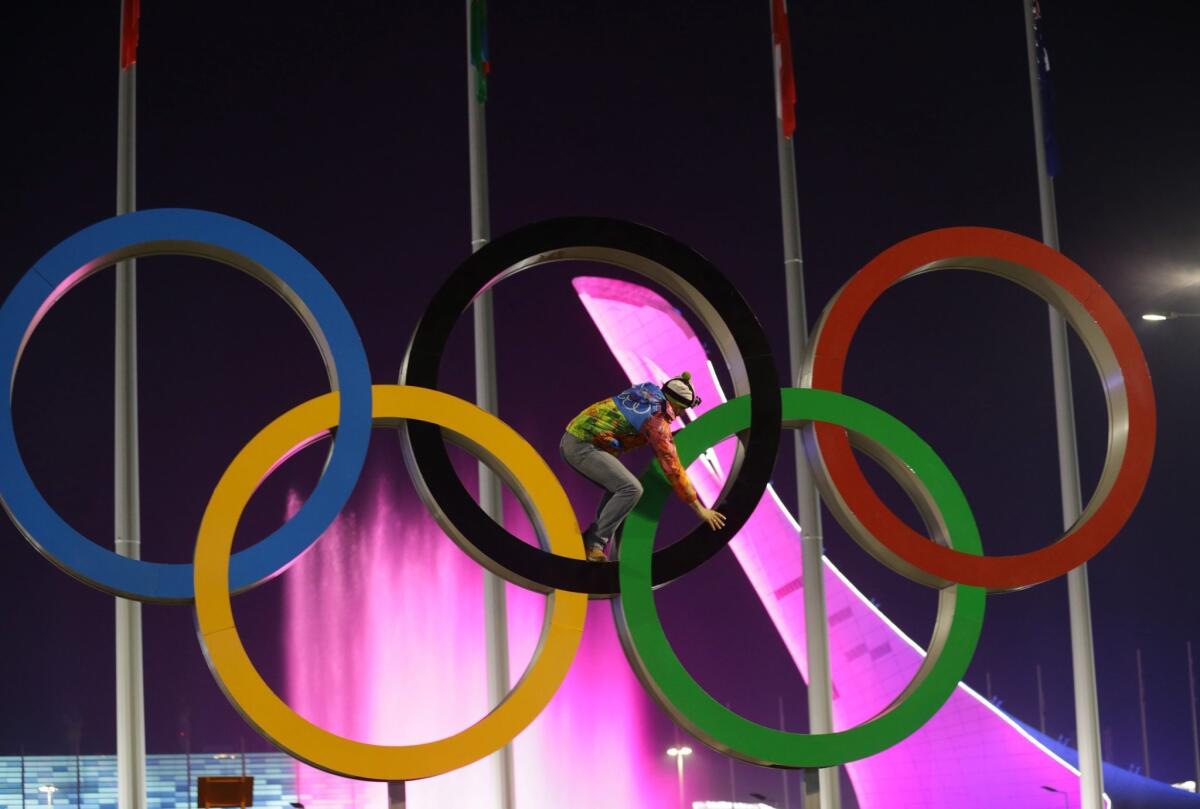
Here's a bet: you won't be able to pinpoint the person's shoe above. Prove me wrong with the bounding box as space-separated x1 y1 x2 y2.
587 544 609 562
582 525 601 554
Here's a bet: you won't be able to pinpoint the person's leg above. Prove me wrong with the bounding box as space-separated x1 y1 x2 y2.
592 465 641 545
593 489 614 529
560 433 606 549
559 433 644 551
580 490 615 553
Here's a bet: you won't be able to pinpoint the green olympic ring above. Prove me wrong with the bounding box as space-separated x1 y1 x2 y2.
615 388 986 767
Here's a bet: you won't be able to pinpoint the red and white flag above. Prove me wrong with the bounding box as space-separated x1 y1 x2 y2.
771 0 797 138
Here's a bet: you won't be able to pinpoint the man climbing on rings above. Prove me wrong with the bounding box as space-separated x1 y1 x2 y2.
559 371 726 562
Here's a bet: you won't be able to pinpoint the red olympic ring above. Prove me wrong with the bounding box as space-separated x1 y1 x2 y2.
802 227 1156 592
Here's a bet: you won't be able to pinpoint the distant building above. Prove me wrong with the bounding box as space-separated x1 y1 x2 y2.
0 752 295 809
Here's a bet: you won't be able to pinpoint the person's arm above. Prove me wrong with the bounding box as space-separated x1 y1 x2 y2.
642 417 726 530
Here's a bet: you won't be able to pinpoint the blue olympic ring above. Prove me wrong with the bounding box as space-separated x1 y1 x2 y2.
0 209 372 602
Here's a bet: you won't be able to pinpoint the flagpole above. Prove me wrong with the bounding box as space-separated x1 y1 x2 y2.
114 2 147 808
768 2 839 807
466 3 516 807
1037 663 1047 734
1136 649 1151 778
1188 641 1200 789
778 698 791 809
1022 2 1104 807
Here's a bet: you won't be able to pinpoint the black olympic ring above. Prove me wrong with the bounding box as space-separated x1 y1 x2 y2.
399 217 781 596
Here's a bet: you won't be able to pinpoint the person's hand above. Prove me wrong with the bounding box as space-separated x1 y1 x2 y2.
692 503 726 531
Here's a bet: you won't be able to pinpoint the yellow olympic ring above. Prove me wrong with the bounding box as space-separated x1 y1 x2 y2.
194 384 587 781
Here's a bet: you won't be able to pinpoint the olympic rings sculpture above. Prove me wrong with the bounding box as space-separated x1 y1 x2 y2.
0 209 1155 780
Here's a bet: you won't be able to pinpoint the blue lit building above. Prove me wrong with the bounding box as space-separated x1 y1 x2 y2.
0 753 296 809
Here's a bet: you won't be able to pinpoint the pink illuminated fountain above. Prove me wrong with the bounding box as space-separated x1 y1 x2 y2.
282 474 696 808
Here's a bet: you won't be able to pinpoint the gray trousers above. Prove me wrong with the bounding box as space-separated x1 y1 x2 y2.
559 432 644 548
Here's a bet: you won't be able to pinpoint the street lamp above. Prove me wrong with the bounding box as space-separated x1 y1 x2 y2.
1142 311 1200 321
37 785 57 807
667 746 693 808
1041 784 1069 808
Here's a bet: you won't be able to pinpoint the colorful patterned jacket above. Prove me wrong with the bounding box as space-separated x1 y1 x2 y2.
565 383 699 504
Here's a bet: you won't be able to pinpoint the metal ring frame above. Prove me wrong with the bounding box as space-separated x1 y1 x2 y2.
194 385 587 781
801 227 1156 592
0 209 372 602
399 217 781 597
616 389 986 767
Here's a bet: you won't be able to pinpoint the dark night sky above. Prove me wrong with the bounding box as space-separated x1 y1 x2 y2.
2 0 1200 801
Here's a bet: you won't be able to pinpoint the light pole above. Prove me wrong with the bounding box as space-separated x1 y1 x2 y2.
667 746 692 808
37 785 57 807
1042 784 1070 808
